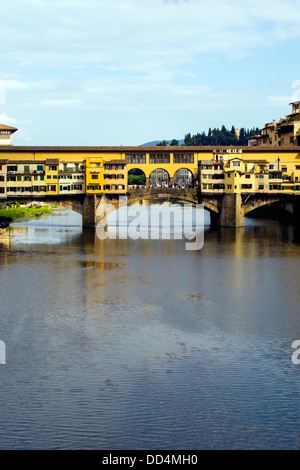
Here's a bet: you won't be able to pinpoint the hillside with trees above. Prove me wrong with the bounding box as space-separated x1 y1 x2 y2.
155 126 261 147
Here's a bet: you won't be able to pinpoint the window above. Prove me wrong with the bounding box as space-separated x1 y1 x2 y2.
48 165 57 171
227 185 232 189
125 154 146 164
173 154 194 164
149 154 171 164
233 161 240 167
37 165 43 172
91 175 98 179
259 185 264 190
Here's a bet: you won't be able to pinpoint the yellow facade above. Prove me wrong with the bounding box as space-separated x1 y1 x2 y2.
125 151 198 183
45 159 59 195
85 156 105 194
0 144 300 198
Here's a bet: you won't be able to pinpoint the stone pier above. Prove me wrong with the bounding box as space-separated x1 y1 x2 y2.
82 194 122 228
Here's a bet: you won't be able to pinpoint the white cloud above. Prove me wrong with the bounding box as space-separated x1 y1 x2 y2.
0 113 18 127
0 0 299 73
5 79 57 92
0 0 299 144
39 98 84 109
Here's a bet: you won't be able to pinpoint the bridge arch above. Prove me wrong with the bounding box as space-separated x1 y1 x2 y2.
149 168 170 187
124 189 220 216
127 168 146 188
242 194 293 217
172 168 194 187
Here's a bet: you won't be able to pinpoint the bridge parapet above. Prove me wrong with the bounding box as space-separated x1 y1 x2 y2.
126 187 199 203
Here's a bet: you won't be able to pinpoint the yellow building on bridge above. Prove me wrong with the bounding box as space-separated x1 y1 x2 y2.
0 124 300 200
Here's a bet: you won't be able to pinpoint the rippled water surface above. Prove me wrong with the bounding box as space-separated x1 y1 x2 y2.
0 207 299 450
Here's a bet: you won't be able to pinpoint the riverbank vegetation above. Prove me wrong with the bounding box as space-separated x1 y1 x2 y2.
0 202 57 223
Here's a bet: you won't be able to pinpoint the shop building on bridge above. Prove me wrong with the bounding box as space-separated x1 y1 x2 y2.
0 125 300 200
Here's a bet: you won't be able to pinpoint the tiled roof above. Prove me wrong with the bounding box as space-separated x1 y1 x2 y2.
0 124 18 133
0 145 299 153
104 160 127 164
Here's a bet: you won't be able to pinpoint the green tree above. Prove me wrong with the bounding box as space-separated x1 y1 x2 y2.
128 169 146 185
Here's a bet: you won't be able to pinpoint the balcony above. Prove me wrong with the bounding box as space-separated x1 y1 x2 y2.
59 168 83 174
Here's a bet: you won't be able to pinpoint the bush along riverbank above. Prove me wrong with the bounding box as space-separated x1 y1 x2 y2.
0 202 58 224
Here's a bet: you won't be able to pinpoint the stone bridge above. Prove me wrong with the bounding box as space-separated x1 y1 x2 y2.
1 189 300 227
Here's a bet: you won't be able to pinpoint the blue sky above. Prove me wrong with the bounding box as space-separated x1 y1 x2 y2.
0 0 300 146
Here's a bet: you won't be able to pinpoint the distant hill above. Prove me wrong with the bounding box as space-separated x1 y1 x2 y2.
140 139 185 146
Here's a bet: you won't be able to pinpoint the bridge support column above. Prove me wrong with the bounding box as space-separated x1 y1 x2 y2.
82 195 99 227
220 193 244 227
82 194 122 228
210 211 220 226
293 200 300 225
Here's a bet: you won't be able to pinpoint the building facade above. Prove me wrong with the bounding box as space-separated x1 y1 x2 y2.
0 125 300 199
248 100 300 147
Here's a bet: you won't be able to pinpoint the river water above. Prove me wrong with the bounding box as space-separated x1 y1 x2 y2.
0 204 299 450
